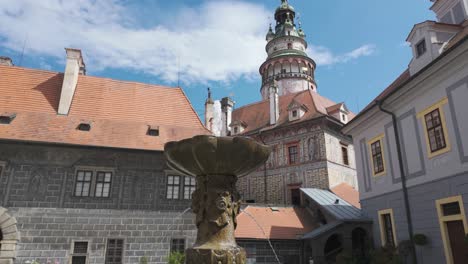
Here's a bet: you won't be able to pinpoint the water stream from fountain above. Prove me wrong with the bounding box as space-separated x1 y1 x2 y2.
157 207 192 244
240 208 282 264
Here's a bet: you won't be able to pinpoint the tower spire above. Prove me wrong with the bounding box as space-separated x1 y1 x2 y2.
259 0 317 99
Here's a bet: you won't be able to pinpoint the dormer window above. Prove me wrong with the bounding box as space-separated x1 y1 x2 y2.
292 110 298 118
147 126 159 137
288 102 307 122
0 113 16 124
416 39 427 57
341 114 347 123
230 121 246 135
77 123 91 131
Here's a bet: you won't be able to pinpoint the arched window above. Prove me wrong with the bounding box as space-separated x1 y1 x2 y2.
274 63 282 76
324 234 343 263
291 61 299 73
268 65 274 77
288 43 292 49
0 229 3 250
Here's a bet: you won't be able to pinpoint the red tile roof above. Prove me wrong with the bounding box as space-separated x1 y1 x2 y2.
235 206 316 240
331 183 361 209
231 90 353 134
0 65 210 151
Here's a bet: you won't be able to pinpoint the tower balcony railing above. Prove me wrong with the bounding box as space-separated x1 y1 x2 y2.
262 72 314 85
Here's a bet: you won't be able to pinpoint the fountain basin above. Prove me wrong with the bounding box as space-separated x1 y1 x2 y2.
165 135 270 177
164 136 270 264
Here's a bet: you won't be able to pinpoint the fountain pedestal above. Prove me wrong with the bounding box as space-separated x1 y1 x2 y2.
165 136 270 264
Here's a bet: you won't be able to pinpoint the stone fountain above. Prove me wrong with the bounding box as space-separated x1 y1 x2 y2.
164 135 270 264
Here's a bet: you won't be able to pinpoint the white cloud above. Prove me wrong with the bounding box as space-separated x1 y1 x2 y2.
308 44 376 66
0 0 376 83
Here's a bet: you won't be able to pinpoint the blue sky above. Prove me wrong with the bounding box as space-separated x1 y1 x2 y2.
0 0 435 120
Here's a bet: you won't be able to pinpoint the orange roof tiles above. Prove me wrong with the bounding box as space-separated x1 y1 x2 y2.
331 183 361 209
231 90 352 134
235 206 316 240
0 65 210 151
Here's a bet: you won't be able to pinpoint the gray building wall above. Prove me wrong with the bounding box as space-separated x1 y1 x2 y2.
0 141 196 264
344 29 468 264
351 43 468 201
361 171 468 264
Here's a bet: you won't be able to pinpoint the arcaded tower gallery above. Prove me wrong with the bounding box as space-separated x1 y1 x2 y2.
260 0 317 99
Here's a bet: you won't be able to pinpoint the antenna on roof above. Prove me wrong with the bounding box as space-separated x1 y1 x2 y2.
18 34 29 66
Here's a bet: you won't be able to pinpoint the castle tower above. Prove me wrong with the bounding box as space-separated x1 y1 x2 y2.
259 0 317 100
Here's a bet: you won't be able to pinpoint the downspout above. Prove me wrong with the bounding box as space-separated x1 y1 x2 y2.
377 100 417 264
257 130 268 204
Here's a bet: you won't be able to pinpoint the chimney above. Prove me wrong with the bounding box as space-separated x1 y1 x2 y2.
221 97 234 136
205 88 215 131
269 81 279 125
58 48 86 115
0 57 13 66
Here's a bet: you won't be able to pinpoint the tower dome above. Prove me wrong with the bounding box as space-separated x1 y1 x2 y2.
259 0 317 100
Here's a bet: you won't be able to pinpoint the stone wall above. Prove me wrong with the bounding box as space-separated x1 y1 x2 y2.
237 119 357 205
0 141 197 263
0 142 191 211
9 207 196 264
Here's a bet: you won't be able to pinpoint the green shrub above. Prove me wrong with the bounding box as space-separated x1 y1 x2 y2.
140 256 149 264
413 234 428 246
336 250 370 264
369 246 402 264
168 251 185 264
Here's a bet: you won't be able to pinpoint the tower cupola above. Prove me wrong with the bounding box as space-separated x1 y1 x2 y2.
259 0 317 100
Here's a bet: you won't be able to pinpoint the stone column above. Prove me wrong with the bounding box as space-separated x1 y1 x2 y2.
165 136 270 264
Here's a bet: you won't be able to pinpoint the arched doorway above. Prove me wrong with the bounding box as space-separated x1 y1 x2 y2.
352 227 368 259
0 207 19 262
324 234 342 263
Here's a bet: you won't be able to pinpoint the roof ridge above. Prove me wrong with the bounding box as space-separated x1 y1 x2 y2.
0 64 62 75
233 98 268 112
80 74 179 90
178 87 212 133
308 90 324 115
0 64 180 90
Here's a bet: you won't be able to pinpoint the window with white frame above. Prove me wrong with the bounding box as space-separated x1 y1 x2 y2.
183 176 196 200
95 172 112 198
74 169 113 198
166 175 180 199
416 39 427 57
